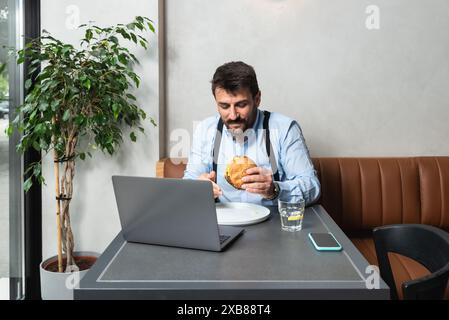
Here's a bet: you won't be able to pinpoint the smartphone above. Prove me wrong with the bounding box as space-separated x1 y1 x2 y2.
308 232 342 251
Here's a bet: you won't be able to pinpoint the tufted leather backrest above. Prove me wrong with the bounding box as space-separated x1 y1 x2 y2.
156 157 449 232
313 157 449 232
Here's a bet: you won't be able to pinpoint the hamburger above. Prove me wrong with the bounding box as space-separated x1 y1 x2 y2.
225 156 257 189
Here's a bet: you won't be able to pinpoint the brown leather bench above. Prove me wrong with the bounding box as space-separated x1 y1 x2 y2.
156 157 449 299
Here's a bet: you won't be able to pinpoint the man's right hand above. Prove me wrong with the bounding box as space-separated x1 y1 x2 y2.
198 171 222 199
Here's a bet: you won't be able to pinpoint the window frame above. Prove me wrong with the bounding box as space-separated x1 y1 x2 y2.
8 0 42 300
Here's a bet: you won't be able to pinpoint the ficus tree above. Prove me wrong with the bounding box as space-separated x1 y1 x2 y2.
6 16 156 272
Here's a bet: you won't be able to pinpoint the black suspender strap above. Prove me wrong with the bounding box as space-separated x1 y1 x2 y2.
212 111 279 184
212 118 224 181
212 119 224 203
263 111 280 182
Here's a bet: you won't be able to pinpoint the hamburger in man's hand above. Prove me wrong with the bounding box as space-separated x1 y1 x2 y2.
225 156 257 190
225 156 277 199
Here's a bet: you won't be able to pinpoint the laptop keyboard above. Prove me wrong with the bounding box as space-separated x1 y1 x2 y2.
219 234 231 244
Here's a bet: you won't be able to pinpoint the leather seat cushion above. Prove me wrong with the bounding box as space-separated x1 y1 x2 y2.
351 237 449 299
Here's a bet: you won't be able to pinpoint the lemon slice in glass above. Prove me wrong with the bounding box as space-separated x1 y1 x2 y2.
288 215 303 221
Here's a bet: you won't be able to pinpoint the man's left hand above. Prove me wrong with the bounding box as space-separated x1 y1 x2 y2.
241 167 275 199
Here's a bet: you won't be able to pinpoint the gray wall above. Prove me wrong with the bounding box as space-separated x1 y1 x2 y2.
41 0 159 259
166 0 449 157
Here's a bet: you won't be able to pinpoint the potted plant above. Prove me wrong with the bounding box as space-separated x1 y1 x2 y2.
6 16 156 299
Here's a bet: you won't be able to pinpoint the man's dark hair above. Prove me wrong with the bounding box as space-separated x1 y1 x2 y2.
211 61 260 98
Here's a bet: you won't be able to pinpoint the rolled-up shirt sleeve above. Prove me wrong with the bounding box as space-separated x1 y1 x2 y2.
276 121 321 206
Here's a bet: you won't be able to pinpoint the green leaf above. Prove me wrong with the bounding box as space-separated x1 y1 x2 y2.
32 140 40 151
109 36 119 44
39 139 49 150
130 132 136 142
107 145 114 155
128 53 138 63
29 110 37 121
28 66 39 75
17 56 25 64
118 30 131 40
33 163 42 177
85 29 93 41
148 22 155 33
35 123 45 135
134 23 144 31
131 75 140 88
37 175 46 185
70 87 80 94
74 115 85 126
126 93 136 101
139 40 147 49
50 100 60 111
118 54 128 65
62 109 70 121
62 45 71 54
83 78 91 90
5 125 13 137
24 177 33 193
25 79 32 89
39 101 49 111
24 164 35 175
80 153 86 160
112 103 121 120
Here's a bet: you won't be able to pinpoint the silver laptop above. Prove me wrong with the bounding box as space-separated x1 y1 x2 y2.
112 176 244 251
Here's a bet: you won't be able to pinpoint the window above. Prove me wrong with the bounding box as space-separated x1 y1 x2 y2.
0 0 9 300
0 0 25 300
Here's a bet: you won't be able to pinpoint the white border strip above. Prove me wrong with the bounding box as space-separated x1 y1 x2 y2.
97 241 127 282
98 279 364 283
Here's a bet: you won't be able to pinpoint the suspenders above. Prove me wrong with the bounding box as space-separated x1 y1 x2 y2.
212 110 280 182
263 111 280 182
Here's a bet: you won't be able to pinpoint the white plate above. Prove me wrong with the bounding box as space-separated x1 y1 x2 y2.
216 202 271 226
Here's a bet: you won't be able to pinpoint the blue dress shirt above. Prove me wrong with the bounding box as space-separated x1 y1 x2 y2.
183 109 321 206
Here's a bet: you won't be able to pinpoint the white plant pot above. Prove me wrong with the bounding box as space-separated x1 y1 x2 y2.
40 251 99 300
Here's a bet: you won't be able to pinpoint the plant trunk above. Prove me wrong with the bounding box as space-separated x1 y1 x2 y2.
52 122 78 272
60 133 78 271
61 158 76 269
52 147 63 273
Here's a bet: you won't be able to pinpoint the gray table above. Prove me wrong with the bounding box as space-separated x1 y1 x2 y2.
75 205 389 299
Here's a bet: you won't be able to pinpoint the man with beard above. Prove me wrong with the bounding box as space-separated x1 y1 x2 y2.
183 61 320 206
